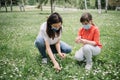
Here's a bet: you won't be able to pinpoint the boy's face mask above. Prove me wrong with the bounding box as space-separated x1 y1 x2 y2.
82 21 91 30
83 24 90 30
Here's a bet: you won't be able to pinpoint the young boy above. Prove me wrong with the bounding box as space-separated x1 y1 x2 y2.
74 12 102 70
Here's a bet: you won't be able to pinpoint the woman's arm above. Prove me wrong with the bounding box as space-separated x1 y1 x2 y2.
45 40 61 71
55 40 66 58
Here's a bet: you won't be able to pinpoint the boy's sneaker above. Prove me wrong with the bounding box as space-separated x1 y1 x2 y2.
85 63 92 70
42 58 47 64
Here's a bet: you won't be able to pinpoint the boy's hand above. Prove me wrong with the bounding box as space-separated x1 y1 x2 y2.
75 36 81 43
79 39 87 44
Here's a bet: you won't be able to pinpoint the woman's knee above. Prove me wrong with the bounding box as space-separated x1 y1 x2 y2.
34 37 45 48
62 46 72 53
67 46 72 53
60 41 72 53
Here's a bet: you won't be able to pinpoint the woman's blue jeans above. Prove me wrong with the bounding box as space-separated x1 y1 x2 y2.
34 36 72 58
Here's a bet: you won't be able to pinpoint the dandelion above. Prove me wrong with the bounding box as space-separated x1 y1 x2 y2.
86 73 89 76
93 72 96 75
12 64 15 67
102 72 106 76
15 67 19 72
114 73 117 76
81 77 84 79
0 76 3 78
110 61 112 63
49 77 52 80
10 75 13 78
101 77 104 80
3 72 6 75
105 72 109 74
19 74 22 77
116 71 119 74
73 78 78 80
94 70 98 73
116 77 119 79
68 76 72 78
75 73 78 75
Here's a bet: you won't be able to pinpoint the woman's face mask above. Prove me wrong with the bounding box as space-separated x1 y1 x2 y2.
51 22 61 32
83 24 90 30
51 26 59 32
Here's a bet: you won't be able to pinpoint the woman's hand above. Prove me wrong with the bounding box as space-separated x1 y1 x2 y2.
58 53 66 59
54 62 61 72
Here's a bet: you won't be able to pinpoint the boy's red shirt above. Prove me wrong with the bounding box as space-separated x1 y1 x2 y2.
78 25 102 48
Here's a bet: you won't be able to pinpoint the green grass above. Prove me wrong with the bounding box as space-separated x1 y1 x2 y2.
0 9 120 80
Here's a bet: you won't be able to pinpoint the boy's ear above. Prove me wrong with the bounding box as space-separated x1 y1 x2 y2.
89 20 92 24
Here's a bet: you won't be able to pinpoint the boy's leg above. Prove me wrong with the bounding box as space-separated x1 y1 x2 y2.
83 44 101 64
82 44 101 70
74 47 84 61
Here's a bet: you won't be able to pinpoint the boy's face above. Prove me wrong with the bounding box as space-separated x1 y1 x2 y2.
81 21 90 25
81 21 91 30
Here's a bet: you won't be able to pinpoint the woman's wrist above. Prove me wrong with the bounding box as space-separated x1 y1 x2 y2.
58 52 62 55
53 61 58 66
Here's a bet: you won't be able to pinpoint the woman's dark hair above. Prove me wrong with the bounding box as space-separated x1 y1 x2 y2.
80 12 92 23
46 12 62 39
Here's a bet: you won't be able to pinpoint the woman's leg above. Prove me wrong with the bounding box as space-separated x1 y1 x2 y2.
60 41 72 53
34 36 47 58
50 41 72 54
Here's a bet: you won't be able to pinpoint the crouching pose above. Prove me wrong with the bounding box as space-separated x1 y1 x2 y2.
74 12 102 70
35 12 72 71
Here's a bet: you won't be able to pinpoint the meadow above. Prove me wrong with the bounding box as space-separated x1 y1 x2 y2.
0 9 120 80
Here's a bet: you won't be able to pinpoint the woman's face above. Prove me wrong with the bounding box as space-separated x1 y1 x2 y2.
51 22 62 29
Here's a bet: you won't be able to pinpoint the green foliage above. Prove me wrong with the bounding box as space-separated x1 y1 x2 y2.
0 10 120 80
95 0 105 9
0 0 19 6
28 0 36 5
89 0 96 9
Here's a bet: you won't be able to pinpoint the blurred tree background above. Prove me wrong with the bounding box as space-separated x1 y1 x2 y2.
0 0 120 12
0 0 120 80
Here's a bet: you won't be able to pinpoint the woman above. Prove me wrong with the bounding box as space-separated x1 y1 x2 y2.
74 12 102 70
35 12 72 71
